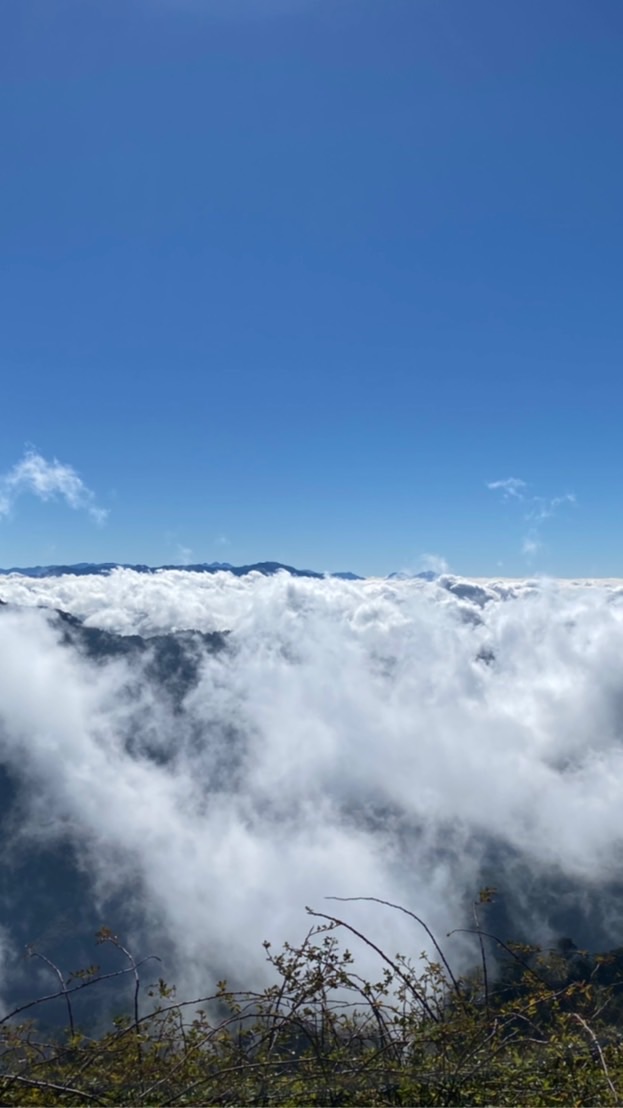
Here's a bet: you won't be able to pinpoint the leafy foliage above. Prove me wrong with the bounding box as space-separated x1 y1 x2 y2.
3 896 623 1105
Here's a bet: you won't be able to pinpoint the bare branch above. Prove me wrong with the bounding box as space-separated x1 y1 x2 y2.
326 895 466 1010
571 1013 618 1102
306 907 439 1023
26 949 75 1038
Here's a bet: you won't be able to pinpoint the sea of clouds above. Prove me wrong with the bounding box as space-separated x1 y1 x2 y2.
2 569 623 1006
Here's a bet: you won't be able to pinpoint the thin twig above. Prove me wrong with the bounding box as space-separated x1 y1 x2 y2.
472 900 490 1022
0 1072 108 1104
306 907 439 1023
327 895 466 1011
571 1013 618 1101
26 949 75 1038
447 928 549 987
0 960 157 1027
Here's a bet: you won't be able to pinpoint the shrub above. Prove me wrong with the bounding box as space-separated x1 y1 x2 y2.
1 895 623 1105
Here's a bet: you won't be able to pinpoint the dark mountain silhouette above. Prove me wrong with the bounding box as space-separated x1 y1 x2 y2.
0 561 366 580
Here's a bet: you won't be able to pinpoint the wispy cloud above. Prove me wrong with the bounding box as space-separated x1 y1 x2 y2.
526 493 576 524
488 477 575 561
521 535 541 558
417 552 450 575
486 477 527 501
0 449 107 526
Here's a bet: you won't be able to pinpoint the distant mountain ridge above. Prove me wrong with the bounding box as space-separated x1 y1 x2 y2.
0 560 351 579
0 561 441 581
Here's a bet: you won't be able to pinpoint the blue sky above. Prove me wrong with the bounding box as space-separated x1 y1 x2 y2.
1 0 621 577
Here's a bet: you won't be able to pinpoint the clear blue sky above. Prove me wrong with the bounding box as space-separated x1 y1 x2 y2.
1 0 621 577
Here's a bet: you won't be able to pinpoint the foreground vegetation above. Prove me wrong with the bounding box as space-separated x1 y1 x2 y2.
3 893 623 1106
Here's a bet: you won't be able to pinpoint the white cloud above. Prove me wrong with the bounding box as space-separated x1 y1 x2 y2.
488 478 575 561
521 535 541 558
487 477 527 500
2 570 623 1001
175 544 194 565
0 449 107 526
417 552 450 575
527 493 576 524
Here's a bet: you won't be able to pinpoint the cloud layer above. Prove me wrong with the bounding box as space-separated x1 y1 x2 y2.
1 570 623 1002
